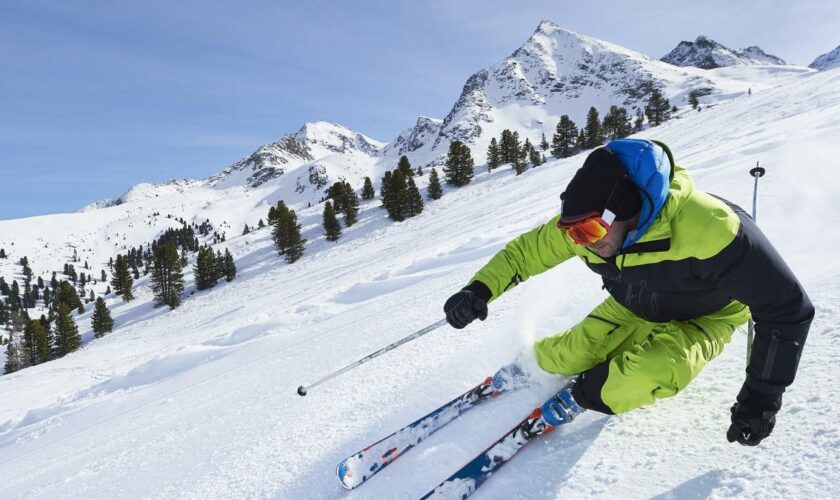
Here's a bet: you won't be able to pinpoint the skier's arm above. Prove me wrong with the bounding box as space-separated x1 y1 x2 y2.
692 210 813 444
694 213 813 391
468 215 577 303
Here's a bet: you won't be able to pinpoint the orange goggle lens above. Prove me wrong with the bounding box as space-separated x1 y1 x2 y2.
562 218 609 245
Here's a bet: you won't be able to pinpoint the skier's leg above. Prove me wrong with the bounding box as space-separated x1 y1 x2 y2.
574 301 751 414
533 297 655 376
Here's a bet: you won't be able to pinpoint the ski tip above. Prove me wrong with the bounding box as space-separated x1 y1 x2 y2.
336 461 357 490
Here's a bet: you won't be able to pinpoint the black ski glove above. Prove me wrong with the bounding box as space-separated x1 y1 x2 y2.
444 281 491 329
726 379 783 446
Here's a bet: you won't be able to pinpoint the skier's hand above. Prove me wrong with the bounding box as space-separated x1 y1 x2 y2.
444 283 489 329
726 380 782 446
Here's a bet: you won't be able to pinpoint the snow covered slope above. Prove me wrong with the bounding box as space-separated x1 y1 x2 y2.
661 36 787 68
1 55 840 499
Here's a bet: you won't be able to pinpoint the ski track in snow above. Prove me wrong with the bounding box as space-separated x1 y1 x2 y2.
0 69 839 498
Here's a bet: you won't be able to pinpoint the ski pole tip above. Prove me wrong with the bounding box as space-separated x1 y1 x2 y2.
297 385 308 397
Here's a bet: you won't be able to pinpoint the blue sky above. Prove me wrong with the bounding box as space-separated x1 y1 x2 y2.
1 0 838 220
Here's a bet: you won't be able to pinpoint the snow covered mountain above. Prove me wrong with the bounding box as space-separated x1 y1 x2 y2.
81 21 812 215
809 45 840 70
1 62 839 498
661 36 787 69
382 22 806 170
83 179 205 211
208 121 384 190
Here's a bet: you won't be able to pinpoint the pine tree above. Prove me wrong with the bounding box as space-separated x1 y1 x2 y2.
513 158 526 175
486 137 502 171
323 201 342 241
645 88 672 126
242 224 250 235
415 165 423 176
342 202 357 228
223 249 236 282
529 143 542 166
53 303 81 357
397 155 414 178
361 177 375 200
150 244 184 309
271 201 292 254
584 107 604 149
0 248 6 259
343 183 359 227
633 108 645 132
427 168 443 200
522 139 533 164
576 128 586 150
387 170 409 221
540 133 549 151
9 280 21 311
499 130 518 164
91 297 114 338
55 281 82 311
4 341 22 374
380 171 392 211
327 182 347 213
258 218 265 228
284 210 306 264
552 115 578 158
110 255 134 301
688 90 700 110
23 319 50 365
443 141 474 187
406 175 424 216
194 247 218 290
602 105 632 140
214 250 225 284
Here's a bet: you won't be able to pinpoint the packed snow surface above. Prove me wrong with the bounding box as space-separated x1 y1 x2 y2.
2 48 840 500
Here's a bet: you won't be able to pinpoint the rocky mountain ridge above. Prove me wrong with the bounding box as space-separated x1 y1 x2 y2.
809 45 840 71
661 35 786 69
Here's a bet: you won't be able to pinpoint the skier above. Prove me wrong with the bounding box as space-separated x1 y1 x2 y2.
443 139 813 446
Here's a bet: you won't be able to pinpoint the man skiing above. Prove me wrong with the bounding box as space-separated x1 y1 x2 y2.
444 139 813 446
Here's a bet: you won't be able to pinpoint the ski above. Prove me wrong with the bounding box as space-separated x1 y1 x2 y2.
336 363 527 490
420 378 583 500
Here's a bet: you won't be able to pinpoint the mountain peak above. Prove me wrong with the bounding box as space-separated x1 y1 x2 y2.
809 45 840 71
207 122 383 190
662 36 786 69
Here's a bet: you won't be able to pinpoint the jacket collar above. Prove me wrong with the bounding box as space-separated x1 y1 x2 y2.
617 166 694 255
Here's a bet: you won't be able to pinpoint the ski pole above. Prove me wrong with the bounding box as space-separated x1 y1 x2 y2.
296 318 448 396
746 161 765 364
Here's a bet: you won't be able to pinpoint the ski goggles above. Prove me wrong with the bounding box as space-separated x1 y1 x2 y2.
557 209 616 245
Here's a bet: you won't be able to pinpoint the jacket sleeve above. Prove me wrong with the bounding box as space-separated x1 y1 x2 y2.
691 208 814 395
468 215 577 303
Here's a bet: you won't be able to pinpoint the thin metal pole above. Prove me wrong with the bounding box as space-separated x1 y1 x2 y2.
297 319 448 396
747 161 765 364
